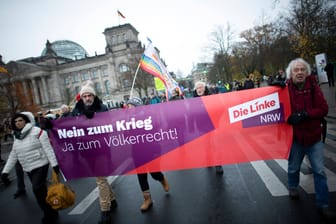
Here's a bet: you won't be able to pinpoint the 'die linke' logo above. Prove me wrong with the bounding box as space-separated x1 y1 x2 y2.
228 93 280 124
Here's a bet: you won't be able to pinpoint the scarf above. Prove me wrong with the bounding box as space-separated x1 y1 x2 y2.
13 123 33 140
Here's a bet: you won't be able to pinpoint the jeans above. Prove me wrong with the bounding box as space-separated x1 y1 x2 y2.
288 140 329 207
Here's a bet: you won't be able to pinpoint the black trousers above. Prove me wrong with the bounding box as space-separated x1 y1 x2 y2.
327 74 335 86
137 172 164 192
27 164 57 218
15 162 25 191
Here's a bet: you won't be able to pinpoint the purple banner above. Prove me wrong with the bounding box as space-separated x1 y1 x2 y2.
49 98 214 180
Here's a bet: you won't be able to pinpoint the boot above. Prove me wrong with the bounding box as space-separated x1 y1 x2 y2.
98 211 112 224
140 192 153 212
160 177 169 192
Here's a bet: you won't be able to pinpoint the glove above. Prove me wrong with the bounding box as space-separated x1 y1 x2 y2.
287 111 309 125
53 165 60 174
45 119 53 129
269 80 286 88
84 110 95 119
1 173 11 186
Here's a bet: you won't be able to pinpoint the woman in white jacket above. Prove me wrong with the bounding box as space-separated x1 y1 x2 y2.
1 112 60 224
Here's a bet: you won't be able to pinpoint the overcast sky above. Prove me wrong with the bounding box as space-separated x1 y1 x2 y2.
0 0 290 76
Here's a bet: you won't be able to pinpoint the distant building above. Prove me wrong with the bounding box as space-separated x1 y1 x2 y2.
191 62 213 84
0 23 154 112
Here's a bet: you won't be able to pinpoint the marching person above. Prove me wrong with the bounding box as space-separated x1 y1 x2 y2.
193 81 224 174
285 58 335 220
1 112 60 224
72 80 117 224
126 97 170 212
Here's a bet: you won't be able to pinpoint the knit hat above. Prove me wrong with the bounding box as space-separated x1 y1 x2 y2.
126 97 143 107
80 80 96 97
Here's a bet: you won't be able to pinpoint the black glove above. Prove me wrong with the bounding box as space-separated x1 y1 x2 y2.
84 110 95 119
53 165 60 174
287 111 309 125
1 173 11 186
45 119 53 129
269 80 286 88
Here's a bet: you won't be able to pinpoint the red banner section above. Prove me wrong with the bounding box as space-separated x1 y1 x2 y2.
49 86 292 180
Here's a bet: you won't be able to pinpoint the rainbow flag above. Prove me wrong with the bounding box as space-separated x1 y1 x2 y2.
140 41 181 99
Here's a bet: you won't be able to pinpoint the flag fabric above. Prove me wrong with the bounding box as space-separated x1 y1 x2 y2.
0 66 8 74
48 86 292 180
117 10 126 19
140 41 181 99
154 77 165 91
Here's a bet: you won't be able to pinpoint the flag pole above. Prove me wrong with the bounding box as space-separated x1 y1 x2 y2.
130 62 141 99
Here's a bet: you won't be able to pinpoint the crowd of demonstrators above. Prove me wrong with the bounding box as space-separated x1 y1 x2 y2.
243 74 255 90
324 62 335 87
193 81 224 175
126 97 170 212
71 80 117 224
149 92 162 104
1 112 61 224
59 104 71 118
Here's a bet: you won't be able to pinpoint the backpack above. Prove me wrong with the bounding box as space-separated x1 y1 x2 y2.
310 81 327 143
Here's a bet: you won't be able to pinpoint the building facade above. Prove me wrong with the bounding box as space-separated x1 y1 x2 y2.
0 23 153 113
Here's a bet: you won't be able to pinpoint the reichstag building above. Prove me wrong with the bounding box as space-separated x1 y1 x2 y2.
1 23 153 113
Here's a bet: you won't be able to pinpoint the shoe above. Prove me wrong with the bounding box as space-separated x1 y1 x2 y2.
140 192 153 212
289 188 299 200
318 207 336 220
41 211 58 224
110 199 118 211
98 211 112 224
160 177 169 192
14 189 26 199
215 166 224 174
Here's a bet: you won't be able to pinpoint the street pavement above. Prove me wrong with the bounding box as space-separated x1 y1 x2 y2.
0 84 335 224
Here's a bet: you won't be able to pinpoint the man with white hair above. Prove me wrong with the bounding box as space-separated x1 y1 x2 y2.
72 80 117 224
285 58 335 220
193 81 224 174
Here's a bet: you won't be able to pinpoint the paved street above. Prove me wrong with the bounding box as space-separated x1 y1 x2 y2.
0 85 335 224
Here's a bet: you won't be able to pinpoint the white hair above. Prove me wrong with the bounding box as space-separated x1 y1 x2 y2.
194 81 206 89
285 58 311 79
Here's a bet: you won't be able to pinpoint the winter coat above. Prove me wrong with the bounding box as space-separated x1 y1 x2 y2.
71 96 108 116
2 123 58 173
287 75 328 146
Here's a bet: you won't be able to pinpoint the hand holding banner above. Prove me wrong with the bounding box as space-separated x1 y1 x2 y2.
49 86 292 180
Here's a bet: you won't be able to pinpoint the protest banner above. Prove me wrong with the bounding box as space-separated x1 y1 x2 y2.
49 86 292 180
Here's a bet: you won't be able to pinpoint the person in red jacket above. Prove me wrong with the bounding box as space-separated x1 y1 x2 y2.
285 58 335 220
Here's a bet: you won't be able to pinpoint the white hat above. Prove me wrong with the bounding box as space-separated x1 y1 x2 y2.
80 80 96 97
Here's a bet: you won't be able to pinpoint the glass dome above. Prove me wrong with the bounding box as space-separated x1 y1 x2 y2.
41 40 88 60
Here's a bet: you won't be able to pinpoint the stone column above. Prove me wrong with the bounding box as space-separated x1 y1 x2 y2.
41 76 49 103
31 78 40 104
21 80 30 105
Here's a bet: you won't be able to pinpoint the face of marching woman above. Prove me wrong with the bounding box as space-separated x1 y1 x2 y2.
14 117 26 130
